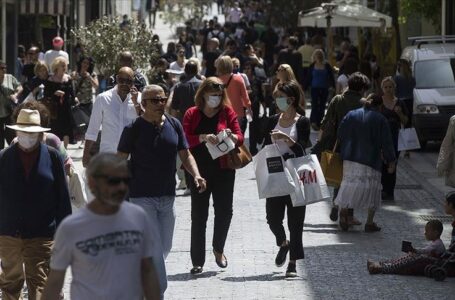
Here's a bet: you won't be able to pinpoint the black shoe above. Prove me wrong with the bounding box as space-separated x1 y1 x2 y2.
213 250 228 268
275 242 289 267
329 206 339 221
382 192 395 201
190 266 203 274
285 262 298 278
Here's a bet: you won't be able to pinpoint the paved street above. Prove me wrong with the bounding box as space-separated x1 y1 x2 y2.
56 5 455 300
64 128 455 300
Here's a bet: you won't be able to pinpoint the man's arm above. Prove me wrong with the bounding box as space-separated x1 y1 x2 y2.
41 269 66 300
83 94 104 167
141 258 161 300
178 149 206 192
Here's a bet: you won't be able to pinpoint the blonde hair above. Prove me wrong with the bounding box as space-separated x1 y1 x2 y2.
51 56 68 74
276 64 296 82
34 61 48 76
194 77 231 109
381 76 396 89
215 55 233 75
231 57 240 68
312 49 325 63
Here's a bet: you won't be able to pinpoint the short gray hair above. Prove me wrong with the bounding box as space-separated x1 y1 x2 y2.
86 153 128 178
142 84 164 96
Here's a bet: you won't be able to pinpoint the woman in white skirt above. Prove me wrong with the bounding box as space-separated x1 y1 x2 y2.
335 95 396 232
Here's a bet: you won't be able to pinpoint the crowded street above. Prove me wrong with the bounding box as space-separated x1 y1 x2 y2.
1 0 455 299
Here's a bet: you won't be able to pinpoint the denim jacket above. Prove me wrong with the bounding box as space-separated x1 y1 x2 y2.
338 107 396 171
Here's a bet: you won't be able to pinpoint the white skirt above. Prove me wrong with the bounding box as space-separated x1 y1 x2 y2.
334 160 382 210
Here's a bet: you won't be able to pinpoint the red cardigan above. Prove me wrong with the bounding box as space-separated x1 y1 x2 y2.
183 106 244 168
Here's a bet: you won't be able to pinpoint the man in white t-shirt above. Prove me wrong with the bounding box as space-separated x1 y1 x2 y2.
43 37 69 70
41 153 161 300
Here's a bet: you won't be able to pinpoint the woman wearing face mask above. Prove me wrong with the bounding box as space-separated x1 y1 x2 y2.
263 80 310 278
183 77 243 275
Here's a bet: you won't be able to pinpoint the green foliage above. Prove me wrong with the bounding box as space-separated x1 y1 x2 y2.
401 0 442 28
71 17 160 76
160 0 212 29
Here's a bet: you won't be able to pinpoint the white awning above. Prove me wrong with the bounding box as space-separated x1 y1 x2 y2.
19 0 70 16
299 2 392 28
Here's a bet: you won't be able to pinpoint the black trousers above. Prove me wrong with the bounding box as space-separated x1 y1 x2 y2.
266 195 306 261
0 116 14 150
188 168 235 267
382 153 399 196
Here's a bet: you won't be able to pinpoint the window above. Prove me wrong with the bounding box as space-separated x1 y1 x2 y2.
414 59 455 89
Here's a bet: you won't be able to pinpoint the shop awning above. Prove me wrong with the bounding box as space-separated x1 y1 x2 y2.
19 0 70 16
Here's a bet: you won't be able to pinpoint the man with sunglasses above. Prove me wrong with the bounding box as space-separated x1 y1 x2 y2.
83 67 142 167
107 51 147 92
42 153 161 300
118 84 206 298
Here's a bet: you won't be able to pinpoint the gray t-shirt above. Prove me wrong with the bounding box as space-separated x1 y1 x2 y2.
50 201 156 300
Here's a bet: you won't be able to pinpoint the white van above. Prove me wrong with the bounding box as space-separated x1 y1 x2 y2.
401 37 455 147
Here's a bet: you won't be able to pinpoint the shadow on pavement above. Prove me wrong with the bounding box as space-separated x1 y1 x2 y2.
168 271 219 281
220 272 288 282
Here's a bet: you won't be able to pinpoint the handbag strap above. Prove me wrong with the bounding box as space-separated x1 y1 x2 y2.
332 140 338 153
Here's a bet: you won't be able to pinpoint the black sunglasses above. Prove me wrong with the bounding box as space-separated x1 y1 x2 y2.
144 97 168 104
95 175 131 186
208 82 225 90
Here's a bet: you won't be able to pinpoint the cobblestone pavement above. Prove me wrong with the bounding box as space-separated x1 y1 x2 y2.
60 130 455 300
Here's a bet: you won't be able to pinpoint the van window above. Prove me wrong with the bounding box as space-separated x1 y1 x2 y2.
414 59 455 89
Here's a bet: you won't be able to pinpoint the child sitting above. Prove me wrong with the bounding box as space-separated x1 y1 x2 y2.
367 220 446 275
411 220 446 257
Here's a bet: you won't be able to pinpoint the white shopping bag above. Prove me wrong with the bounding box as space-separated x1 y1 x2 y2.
69 169 88 210
23 92 35 103
254 144 295 198
285 154 331 207
398 128 421 151
205 130 235 159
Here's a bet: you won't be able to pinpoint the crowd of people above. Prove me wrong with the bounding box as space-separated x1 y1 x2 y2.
0 1 454 299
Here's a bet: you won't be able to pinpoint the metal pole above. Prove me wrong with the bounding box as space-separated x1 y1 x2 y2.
442 0 446 35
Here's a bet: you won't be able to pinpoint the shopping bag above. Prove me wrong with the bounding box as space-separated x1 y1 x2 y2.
398 128 421 151
285 154 331 207
69 169 88 210
205 130 236 159
23 92 35 103
254 144 295 198
320 150 343 187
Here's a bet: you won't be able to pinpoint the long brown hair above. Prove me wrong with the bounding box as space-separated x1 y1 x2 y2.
194 77 231 110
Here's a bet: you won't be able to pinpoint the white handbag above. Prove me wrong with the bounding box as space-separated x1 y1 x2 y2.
254 144 295 199
205 130 236 159
69 168 88 210
398 128 421 151
285 154 331 207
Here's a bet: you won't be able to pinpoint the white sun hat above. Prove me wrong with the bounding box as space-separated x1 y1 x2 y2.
7 109 50 133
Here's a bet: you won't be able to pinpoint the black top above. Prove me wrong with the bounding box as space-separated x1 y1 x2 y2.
379 99 408 151
170 78 202 120
203 49 222 77
191 111 221 172
263 114 311 159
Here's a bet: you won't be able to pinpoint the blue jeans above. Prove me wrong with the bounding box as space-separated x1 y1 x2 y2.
131 196 176 299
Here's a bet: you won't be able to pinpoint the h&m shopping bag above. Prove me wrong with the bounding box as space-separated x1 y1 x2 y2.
286 154 331 207
254 144 295 199
398 128 421 151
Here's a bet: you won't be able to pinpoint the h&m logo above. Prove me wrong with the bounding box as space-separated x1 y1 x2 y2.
298 169 317 184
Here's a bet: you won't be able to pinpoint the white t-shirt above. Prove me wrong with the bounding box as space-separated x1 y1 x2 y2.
272 120 298 156
50 202 156 300
44 50 69 69
169 60 187 73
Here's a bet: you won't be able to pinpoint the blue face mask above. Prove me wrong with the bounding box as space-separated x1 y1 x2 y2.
276 97 290 112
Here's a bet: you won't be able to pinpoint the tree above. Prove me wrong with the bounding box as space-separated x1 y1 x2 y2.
400 0 442 30
160 0 212 30
71 17 160 77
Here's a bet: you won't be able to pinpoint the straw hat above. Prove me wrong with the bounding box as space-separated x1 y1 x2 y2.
7 109 50 133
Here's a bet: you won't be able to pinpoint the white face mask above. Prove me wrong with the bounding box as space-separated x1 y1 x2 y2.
207 95 222 108
17 132 39 149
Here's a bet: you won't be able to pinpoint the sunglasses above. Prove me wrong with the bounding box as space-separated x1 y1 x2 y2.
144 97 168 104
208 83 225 90
95 175 131 186
117 77 134 85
